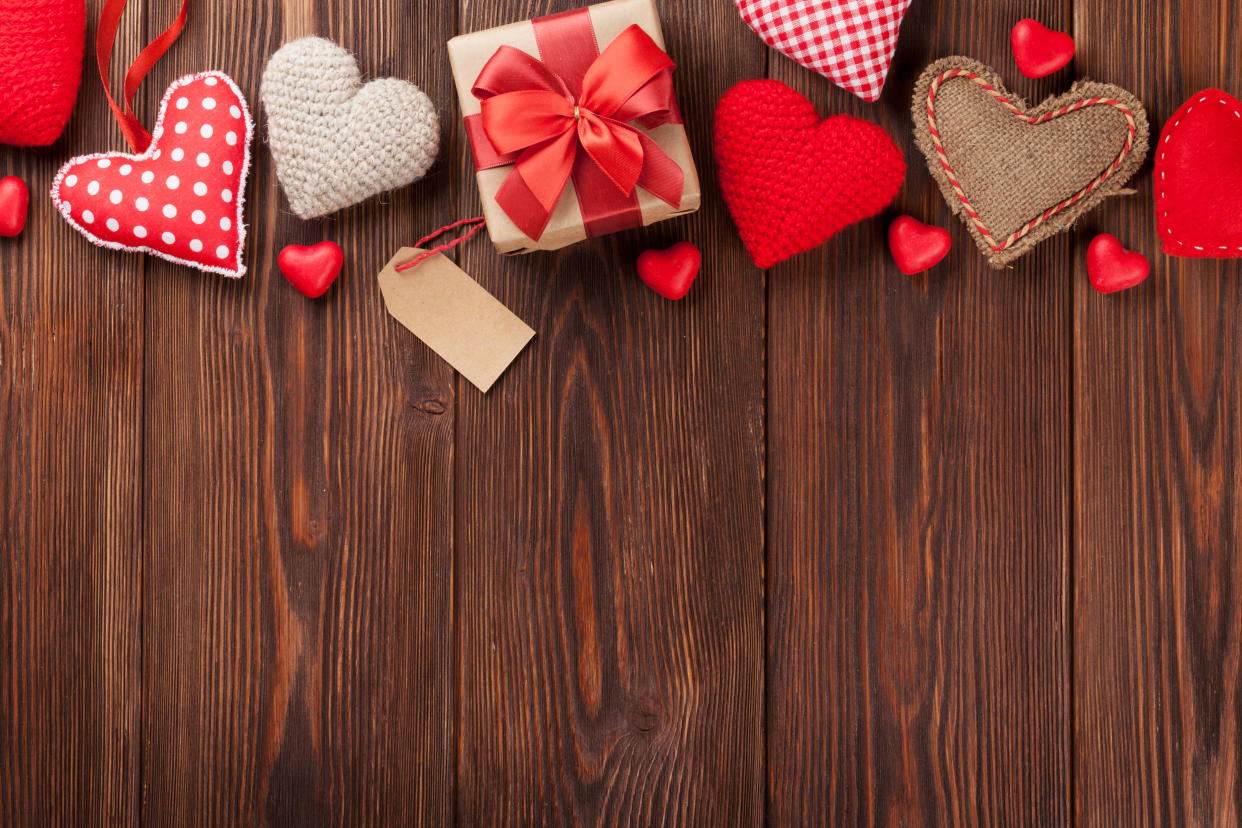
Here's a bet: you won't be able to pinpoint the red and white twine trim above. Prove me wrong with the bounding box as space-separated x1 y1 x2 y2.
925 69 1139 252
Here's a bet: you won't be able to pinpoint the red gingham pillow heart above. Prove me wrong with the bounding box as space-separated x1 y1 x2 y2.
51 71 254 278
733 0 913 102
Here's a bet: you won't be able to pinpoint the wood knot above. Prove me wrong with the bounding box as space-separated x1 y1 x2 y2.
416 398 448 416
628 697 662 733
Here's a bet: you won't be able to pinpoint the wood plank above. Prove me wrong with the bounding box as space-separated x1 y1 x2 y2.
1073 0 1242 823
453 0 767 821
0 1 144 823
765 2 1072 823
138 1 454 823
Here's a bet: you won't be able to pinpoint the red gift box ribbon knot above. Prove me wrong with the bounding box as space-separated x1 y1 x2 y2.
470 20 685 241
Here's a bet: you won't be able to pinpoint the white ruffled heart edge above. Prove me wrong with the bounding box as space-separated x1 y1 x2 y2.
49 70 254 279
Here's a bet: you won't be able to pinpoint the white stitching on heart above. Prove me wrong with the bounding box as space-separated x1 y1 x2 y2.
1156 90 1242 253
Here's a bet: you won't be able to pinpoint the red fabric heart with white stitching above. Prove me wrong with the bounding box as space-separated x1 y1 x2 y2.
0 0 85 146
732 0 912 102
51 71 253 278
715 80 905 268
1155 89 1242 259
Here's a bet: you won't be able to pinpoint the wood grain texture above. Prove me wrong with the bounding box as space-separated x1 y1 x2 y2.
0 2 145 824
137 1 454 824
1073 1 1242 825
6 0 1242 825
453 0 767 823
764 2 1072 824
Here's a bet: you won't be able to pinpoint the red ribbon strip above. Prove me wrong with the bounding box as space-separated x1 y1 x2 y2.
469 17 684 241
97 0 190 153
396 217 488 272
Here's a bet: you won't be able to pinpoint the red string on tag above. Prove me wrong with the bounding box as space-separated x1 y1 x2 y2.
97 0 190 153
396 217 488 272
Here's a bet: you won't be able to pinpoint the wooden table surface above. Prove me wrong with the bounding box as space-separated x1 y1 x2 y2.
3 0 1240 824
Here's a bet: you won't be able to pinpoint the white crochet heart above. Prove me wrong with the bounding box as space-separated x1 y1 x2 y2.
261 37 439 219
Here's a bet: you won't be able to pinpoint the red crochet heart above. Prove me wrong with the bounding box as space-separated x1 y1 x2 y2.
1010 19 1074 79
51 71 253 278
0 0 86 146
1155 89 1242 259
637 241 700 300
279 241 344 298
715 80 905 268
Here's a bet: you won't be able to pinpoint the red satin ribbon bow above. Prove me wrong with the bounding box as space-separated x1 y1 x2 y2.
473 24 684 239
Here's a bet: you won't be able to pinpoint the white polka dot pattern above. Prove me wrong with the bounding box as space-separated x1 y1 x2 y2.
50 71 254 279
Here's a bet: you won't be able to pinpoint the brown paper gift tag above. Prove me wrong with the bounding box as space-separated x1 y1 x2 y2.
378 247 534 392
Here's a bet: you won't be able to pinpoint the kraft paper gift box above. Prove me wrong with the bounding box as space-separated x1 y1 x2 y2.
447 0 702 254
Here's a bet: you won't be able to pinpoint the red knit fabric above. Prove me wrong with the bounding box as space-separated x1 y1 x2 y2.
714 80 905 268
0 0 85 146
1155 89 1242 258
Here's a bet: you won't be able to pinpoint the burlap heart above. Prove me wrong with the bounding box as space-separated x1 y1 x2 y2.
912 57 1149 267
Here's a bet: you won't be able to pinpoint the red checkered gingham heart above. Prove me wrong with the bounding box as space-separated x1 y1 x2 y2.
734 0 913 102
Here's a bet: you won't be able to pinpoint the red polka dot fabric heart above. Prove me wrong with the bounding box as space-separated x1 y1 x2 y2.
51 71 254 278
733 0 912 102
715 80 905 268
0 0 85 146
1155 89 1242 259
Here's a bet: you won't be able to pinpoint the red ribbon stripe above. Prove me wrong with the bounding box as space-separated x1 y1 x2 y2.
465 13 685 241
97 0 190 153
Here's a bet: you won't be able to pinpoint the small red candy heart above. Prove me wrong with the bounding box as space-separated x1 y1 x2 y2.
279 241 344 298
0 176 30 237
1011 19 1075 79
888 215 951 275
1087 234 1149 293
637 241 700 300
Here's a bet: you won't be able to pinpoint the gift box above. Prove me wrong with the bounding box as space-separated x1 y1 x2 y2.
447 0 701 254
